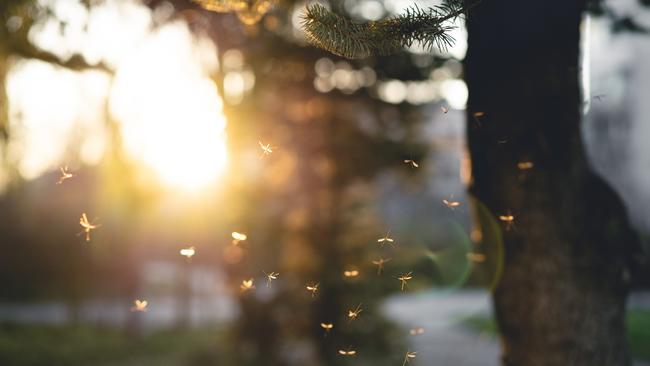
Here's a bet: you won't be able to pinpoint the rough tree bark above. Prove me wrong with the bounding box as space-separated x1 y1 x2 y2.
464 1 642 365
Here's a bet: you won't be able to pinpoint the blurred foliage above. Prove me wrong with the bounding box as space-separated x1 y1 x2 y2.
627 310 650 361
0 0 501 365
209 15 428 366
0 323 233 366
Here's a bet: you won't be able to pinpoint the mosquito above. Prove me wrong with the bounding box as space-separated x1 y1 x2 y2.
517 161 534 170
338 348 357 356
259 141 273 158
467 252 486 263
404 159 419 168
343 269 359 278
320 322 334 335
347 303 363 323
241 279 255 292
306 282 319 298
231 231 247 245
131 299 148 312
79 213 100 242
377 231 395 247
403 351 417 366
473 111 485 126
263 271 279 287
442 196 461 210
593 94 606 102
499 213 515 231
56 166 73 185
179 246 196 260
372 257 391 275
398 272 413 291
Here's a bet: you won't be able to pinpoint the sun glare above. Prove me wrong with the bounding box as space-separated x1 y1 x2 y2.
111 23 227 191
6 1 227 192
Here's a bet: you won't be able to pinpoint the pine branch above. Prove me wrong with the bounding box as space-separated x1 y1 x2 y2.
302 1 476 59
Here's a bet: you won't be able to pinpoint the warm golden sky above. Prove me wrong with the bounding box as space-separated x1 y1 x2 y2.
3 0 470 193
6 0 228 191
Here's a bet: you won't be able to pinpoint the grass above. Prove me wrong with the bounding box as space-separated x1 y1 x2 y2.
627 310 650 361
2 311 648 365
460 310 650 361
0 323 231 366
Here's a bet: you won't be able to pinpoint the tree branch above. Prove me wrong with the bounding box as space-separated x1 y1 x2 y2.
301 1 477 59
6 37 111 73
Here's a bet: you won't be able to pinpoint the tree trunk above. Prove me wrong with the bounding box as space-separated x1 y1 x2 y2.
464 1 639 365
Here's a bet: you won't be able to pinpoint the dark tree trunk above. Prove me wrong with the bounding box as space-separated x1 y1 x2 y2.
464 1 640 365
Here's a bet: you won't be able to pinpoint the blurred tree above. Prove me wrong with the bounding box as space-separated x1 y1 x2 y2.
0 0 110 180
0 0 147 333
0 3 490 365
305 0 650 365
0 0 104 309
172 0 440 365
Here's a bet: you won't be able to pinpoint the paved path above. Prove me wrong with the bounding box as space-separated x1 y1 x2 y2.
382 290 499 366
382 290 650 366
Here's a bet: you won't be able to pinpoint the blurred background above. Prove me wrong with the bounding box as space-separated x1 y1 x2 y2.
0 0 648 365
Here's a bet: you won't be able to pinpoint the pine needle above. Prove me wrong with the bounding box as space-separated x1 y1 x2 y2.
302 1 475 59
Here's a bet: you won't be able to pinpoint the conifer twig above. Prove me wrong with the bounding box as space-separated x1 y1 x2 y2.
302 1 478 59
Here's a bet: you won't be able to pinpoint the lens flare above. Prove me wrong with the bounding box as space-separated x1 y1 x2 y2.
423 220 472 292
